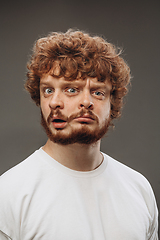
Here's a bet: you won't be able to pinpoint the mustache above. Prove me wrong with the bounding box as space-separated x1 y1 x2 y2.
47 109 98 124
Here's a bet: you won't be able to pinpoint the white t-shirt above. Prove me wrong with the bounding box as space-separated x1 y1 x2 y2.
0 148 158 240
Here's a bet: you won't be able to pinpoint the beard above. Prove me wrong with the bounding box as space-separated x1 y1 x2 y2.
41 109 110 145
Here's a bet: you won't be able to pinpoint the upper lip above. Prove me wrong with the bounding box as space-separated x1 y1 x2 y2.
76 114 94 120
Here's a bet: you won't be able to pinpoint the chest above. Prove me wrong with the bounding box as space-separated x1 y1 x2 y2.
18 177 151 240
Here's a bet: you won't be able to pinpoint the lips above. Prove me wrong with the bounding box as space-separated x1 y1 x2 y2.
49 110 96 129
51 117 67 129
74 114 95 123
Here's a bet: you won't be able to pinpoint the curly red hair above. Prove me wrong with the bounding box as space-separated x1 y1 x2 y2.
25 29 131 122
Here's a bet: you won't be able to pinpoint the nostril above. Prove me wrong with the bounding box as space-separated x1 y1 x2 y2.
49 104 61 109
80 101 94 109
49 100 64 110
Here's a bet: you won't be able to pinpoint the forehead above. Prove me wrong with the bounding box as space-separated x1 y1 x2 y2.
40 75 111 89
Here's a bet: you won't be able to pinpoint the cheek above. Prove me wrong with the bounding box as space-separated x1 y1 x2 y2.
40 99 50 119
105 101 111 116
95 100 111 119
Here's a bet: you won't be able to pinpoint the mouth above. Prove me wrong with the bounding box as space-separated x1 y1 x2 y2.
51 117 67 129
52 119 66 123
74 115 95 123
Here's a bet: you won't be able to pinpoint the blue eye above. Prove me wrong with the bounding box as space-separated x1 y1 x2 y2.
44 88 53 94
95 91 102 96
67 88 77 93
92 91 105 99
65 88 78 95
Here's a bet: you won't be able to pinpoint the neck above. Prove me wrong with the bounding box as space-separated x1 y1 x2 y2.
42 139 102 171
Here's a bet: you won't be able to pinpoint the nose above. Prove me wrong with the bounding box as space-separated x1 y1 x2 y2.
79 91 94 110
49 92 64 110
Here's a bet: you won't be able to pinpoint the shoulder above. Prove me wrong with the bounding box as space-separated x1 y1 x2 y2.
0 148 50 235
103 152 158 218
103 152 151 186
0 148 46 192
103 152 158 238
102 152 157 209
0 148 44 237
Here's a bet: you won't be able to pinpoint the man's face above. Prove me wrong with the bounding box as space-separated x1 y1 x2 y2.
40 75 112 145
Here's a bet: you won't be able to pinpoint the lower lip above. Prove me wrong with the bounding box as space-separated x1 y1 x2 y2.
74 117 94 123
52 121 67 129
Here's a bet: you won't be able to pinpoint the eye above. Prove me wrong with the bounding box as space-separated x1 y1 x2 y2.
94 91 103 96
44 88 53 95
65 87 79 95
92 91 105 99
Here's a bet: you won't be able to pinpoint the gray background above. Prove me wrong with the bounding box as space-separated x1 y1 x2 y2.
0 0 159 235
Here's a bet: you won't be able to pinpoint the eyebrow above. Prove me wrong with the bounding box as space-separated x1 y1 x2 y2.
40 80 86 87
40 83 52 89
40 79 111 90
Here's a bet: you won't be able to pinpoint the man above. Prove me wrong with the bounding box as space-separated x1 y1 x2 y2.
0 29 158 239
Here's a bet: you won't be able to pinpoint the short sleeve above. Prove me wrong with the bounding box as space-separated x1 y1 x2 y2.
147 186 159 240
0 173 17 240
0 230 12 240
